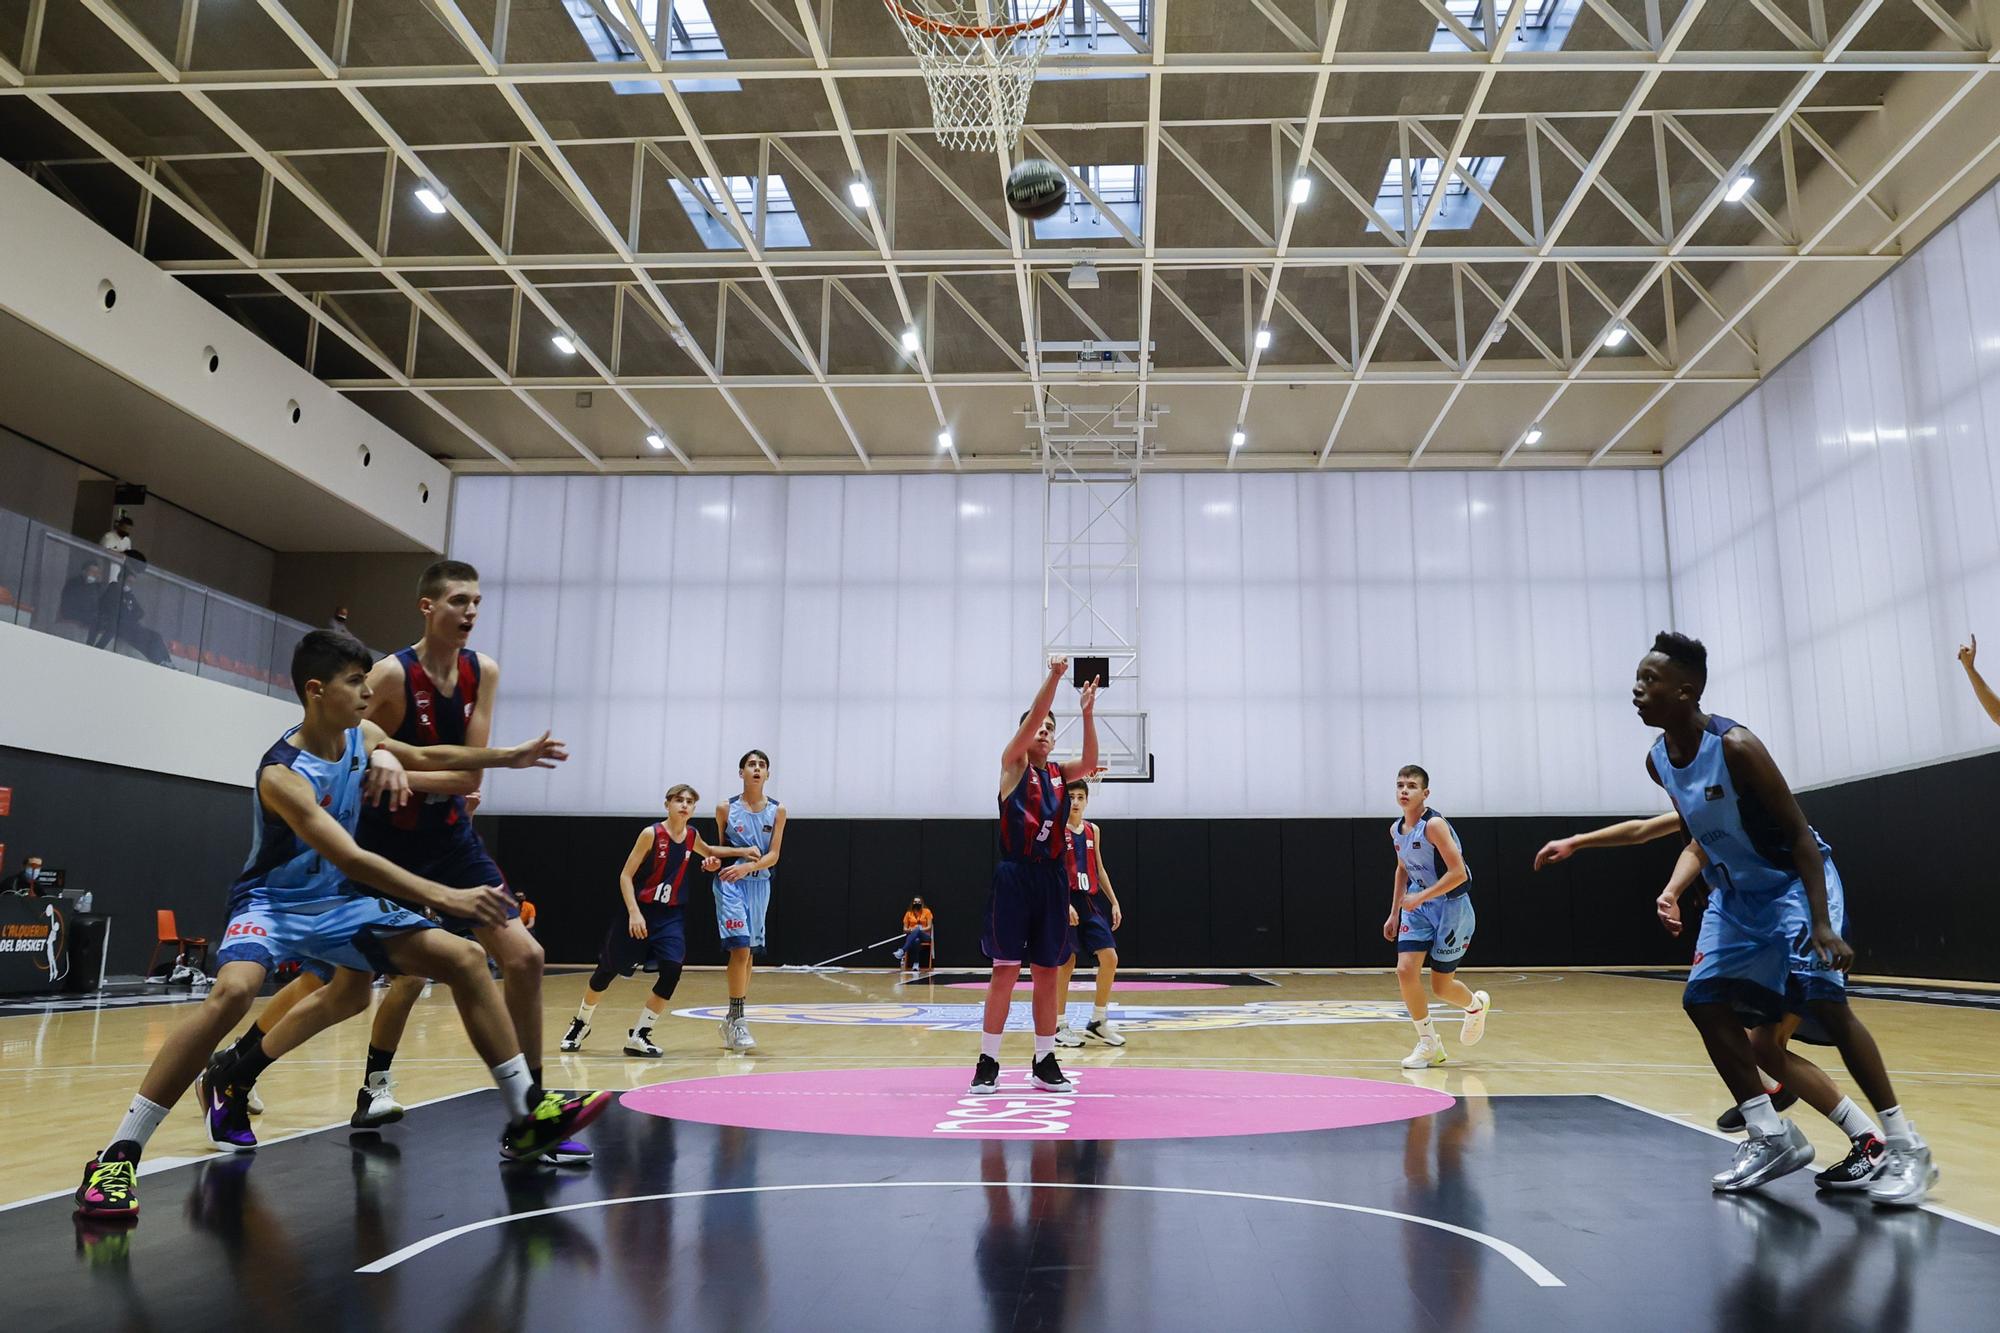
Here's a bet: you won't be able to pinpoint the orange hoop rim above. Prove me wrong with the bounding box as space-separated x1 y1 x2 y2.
881 0 1066 42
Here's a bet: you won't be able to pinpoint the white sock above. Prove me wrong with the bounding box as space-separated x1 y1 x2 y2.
105 1094 170 1155
1880 1104 1916 1148
1828 1096 1880 1141
634 1006 657 1033
1759 1069 1782 1095
576 1000 597 1022
980 1032 1002 1059
1739 1094 1783 1138
1091 1005 1108 1024
1413 1016 1437 1039
491 1054 534 1119
1034 1034 1055 1060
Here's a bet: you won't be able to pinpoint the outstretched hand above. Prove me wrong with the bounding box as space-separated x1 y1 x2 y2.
1959 633 1978 670
506 731 569 769
1078 679 1098 714
1532 837 1575 871
365 748 412 810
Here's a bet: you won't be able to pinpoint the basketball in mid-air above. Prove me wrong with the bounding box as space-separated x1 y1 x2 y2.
1005 159 1067 220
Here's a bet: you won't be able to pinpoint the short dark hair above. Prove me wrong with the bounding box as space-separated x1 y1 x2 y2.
419 559 480 601
1651 631 1708 690
1397 764 1430 787
1019 710 1056 727
738 749 770 770
1069 779 1090 800
291 629 373 701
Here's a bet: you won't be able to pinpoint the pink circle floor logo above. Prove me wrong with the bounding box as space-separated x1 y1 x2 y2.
620 1068 1453 1142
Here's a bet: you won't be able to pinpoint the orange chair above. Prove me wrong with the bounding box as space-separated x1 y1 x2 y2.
147 909 210 978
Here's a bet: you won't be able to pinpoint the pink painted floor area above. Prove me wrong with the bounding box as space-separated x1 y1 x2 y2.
943 980 1224 992
621 1067 1453 1142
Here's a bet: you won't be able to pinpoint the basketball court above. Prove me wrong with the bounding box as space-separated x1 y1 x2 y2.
5 2 2000 1331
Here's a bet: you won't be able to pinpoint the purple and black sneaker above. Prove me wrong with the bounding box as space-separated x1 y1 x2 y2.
200 1053 258 1153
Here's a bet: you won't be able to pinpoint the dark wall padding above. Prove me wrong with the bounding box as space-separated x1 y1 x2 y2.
0 745 248 977
9 744 1997 981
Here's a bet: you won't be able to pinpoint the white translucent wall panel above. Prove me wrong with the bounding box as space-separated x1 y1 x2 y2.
455 468 1668 818
1665 181 2000 789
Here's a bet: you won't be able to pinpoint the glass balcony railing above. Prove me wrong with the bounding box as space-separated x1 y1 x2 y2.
0 505 318 700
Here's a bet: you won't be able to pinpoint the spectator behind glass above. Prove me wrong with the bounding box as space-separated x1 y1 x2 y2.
894 897 934 972
1 856 45 897
100 513 134 582
95 558 175 668
60 560 104 628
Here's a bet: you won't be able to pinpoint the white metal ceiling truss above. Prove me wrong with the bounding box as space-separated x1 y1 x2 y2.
3 0 1997 471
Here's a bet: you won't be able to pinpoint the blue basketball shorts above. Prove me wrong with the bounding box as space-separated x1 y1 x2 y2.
1683 881 1809 1026
1397 891 1475 971
1785 857 1849 1009
1069 892 1116 957
740 874 771 949
600 902 687 977
714 877 753 952
982 858 1073 969
217 895 434 978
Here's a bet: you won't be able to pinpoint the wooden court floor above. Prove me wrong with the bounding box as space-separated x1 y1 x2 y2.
7 966 1996 1224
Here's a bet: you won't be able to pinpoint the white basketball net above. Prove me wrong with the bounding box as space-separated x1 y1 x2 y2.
882 1 1064 152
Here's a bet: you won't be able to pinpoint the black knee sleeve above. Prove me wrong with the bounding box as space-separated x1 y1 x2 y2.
588 963 620 993
651 963 684 1002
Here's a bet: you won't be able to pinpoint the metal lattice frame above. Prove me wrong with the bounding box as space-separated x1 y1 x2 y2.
4 0 2000 472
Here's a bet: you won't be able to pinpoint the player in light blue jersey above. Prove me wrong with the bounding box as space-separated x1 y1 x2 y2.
74 631 610 1225
1635 631 1935 1204
712 749 785 1052
1384 766 1490 1069
1537 812 1898 1192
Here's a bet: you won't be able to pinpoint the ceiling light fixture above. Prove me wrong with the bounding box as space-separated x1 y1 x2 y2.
1254 327 1272 350
1290 176 1311 205
1723 174 1754 203
937 430 954 452
414 185 448 215
551 331 577 355
1489 323 1507 345
1604 325 1629 348
646 432 666 452
1524 425 1544 445
1067 258 1100 290
902 327 921 353
1231 428 1247 450
848 179 873 208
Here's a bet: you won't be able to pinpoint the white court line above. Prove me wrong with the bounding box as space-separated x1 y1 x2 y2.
1590 1093 2000 1238
355 1179 1566 1287
0 1088 487 1215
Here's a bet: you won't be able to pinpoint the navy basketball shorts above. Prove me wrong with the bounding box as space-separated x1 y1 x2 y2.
600 903 687 978
982 857 1073 969
1070 892 1116 957
361 821 518 936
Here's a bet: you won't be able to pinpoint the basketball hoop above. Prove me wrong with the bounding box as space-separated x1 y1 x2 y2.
882 1 1065 152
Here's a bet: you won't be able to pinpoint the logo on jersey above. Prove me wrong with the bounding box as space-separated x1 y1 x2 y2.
1704 785 1725 801
319 793 332 808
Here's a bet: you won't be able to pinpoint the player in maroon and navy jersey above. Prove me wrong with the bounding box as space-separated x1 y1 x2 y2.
968 656 1098 1096
211 562 585 1157
1052 781 1127 1048
561 784 752 1057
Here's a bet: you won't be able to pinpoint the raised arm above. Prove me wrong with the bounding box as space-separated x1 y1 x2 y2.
1058 680 1099 782
1959 635 2000 728
260 766 508 925
1001 657 1070 792
1722 728 1853 970
1534 811 1682 870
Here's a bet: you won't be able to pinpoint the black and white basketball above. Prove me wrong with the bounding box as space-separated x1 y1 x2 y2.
1005 158 1067 220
